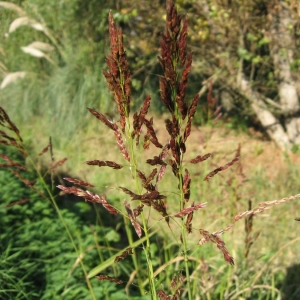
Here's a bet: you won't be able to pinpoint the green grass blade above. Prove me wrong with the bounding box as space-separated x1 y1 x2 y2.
87 230 157 278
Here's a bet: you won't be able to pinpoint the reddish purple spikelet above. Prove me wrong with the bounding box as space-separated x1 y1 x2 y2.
104 12 131 132
63 177 95 187
86 160 123 169
57 185 118 215
124 201 142 237
0 107 23 143
6 198 30 208
114 127 130 161
132 94 151 145
157 290 169 300
199 229 234 265
115 247 133 262
0 153 26 170
190 153 211 164
50 158 67 171
88 108 118 131
175 52 192 119
174 202 207 217
144 117 163 148
96 274 123 284
0 107 26 156
38 144 51 156
184 93 200 142
204 156 240 181
182 169 191 202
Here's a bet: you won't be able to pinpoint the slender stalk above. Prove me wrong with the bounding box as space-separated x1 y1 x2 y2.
123 215 145 295
163 5 194 293
0 107 96 299
94 206 118 277
174 102 192 299
27 155 97 300
177 165 192 300
125 117 157 298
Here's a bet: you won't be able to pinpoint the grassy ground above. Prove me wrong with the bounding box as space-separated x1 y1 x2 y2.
14 114 300 299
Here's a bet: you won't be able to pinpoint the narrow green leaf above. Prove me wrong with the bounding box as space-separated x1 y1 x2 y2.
87 230 157 278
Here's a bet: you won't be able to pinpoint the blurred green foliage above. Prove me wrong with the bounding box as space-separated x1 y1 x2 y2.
0 0 114 144
2 0 295 141
0 2 251 133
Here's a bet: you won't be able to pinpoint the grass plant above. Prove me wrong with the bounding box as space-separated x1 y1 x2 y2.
1 0 300 299
55 1 300 299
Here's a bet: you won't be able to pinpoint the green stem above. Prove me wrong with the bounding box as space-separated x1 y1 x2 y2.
93 210 114 300
124 214 145 295
27 155 97 300
125 116 157 299
94 206 118 277
172 81 193 299
177 161 193 300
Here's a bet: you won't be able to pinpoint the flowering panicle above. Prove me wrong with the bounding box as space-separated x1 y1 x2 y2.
159 0 197 124
103 12 131 132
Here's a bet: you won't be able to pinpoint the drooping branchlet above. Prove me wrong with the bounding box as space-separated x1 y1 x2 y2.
58 185 119 215
0 107 26 156
115 247 133 262
124 201 143 238
198 229 234 265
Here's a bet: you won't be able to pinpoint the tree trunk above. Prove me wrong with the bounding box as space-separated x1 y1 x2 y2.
239 75 291 151
269 1 300 145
